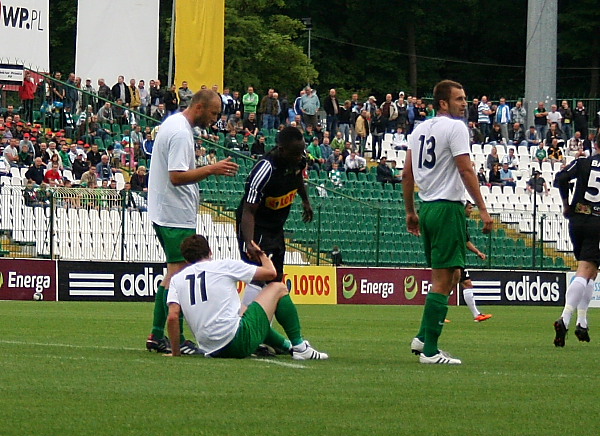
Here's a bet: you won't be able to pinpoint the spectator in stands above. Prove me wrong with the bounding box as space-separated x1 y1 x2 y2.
259 88 279 131
72 154 89 181
320 137 333 162
331 130 345 151
36 142 50 163
65 73 79 114
121 182 139 210
242 86 258 121
113 98 130 125
508 122 527 147
326 148 344 172
534 142 548 163
338 100 352 142
495 97 511 140
153 103 167 122
345 150 366 174
468 121 483 145
97 78 111 105
488 163 503 187
371 108 385 161
500 147 519 170
487 123 505 145
355 109 369 156
47 153 63 170
19 70 37 123
51 72 65 105
567 131 585 158
477 166 487 186
376 156 401 188
559 100 573 140
142 134 154 158
323 88 340 134
477 96 492 140
164 84 179 115
58 143 72 170
243 112 259 137
207 149 217 165
527 171 549 196
307 137 325 170
96 154 118 181
545 122 564 147
25 157 45 185
97 102 115 125
213 114 229 136
250 133 266 158
130 166 148 192
499 162 516 187
149 79 164 116
547 104 563 130
43 161 63 186
22 180 39 206
467 98 479 125
80 165 97 187
111 76 128 104
86 143 104 167
128 79 141 113
510 100 526 125
137 80 149 115
195 147 208 167
300 86 320 129
548 139 565 164
227 111 244 134
17 143 33 168
486 145 500 170
527 125 541 149
3 138 20 167
534 101 549 141
329 162 343 188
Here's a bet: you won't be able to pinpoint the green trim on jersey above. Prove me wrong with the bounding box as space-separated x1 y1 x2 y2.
218 302 271 358
420 200 466 269
153 223 196 263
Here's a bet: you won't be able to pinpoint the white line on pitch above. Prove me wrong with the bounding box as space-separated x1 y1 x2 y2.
254 359 307 369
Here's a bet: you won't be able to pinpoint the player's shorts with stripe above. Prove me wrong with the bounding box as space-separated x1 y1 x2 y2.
460 268 471 283
216 302 271 358
420 200 466 269
569 214 600 265
238 226 285 280
153 223 196 263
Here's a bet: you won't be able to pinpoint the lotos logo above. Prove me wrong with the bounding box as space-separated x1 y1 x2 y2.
0 2 45 31
265 189 298 210
342 274 357 299
505 275 560 302
404 275 418 300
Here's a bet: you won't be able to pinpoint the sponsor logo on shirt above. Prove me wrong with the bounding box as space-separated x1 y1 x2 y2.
265 189 298 210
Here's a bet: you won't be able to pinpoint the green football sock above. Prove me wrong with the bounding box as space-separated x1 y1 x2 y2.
421 292 449 357
264 327 291 351
151 285 167 339
274 294 304 346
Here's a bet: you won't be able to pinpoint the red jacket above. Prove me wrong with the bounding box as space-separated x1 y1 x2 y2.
19 80 37 100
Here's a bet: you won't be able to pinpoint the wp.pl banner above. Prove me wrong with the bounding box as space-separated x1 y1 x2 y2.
75 0 158 86
0 0 49 72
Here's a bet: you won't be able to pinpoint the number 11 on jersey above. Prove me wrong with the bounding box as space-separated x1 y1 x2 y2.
185 271 207 305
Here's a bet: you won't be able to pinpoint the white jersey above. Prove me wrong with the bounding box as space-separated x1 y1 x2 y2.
408 116 470 202
167 259 257 355
148 112 198 228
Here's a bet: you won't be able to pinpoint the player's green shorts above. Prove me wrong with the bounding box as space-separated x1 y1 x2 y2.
419 200 466 269
217 302 270 358
152 223 196 263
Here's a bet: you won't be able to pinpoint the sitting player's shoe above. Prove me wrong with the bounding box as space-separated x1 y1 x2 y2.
574 324 590 342
180 339 202 355
553 318 568 347
292 341 328 360
251 344 277 358
146 334 172 353
419 352 462 365
474 313 493 322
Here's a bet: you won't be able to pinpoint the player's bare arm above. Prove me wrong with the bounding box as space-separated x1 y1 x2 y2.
455 154 493 234
467 241 486 260
402 149 420 236
165 303 182 357
297 179 313 223
169 157 239 186
241 202 260 261
251 241 277 281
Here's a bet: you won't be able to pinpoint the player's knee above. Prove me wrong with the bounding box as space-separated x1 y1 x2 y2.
272 282 289 299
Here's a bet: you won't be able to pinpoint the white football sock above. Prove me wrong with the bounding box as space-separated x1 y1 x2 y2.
241 283 263 307
561 276 587 328
576 279 596 328
462 288 480 318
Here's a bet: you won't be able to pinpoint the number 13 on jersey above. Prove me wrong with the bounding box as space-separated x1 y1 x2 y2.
418 135 436 169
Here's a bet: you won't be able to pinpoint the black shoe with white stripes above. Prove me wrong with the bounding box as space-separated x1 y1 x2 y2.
292 340 328 360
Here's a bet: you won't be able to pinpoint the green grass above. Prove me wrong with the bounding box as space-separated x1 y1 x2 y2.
0 302 597 436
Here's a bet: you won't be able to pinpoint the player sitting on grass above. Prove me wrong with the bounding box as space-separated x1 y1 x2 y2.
164 235 328 360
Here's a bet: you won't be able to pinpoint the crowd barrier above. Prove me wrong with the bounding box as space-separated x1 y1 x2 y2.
2 259 591 307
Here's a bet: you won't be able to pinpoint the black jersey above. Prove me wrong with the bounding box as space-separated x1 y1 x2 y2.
237 152 304 230
555 154 600 215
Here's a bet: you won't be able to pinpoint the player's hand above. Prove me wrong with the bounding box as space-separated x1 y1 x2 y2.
246 242 262 262
563 205 572 218
302 202 313 223
480 210 494 234
406 212 420 236
478 252 487 260
213 157 239 177
163 353 180 357
249 241 267 259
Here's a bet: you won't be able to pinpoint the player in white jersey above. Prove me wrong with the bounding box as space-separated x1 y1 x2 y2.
145 90 239 355
403 80 493 365
165 235 328 360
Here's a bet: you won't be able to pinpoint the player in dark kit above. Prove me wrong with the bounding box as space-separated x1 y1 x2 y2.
553 139 600 346
237 126 313 304
236 126 327 358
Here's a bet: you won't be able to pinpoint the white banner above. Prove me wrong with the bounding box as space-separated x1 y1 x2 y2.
0 0 49 72
566 272 600 308
75 0 159 88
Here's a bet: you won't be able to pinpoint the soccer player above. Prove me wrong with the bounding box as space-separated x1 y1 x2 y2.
146 89 239 355
403 80 493 365
165 235 328 359
552 139 600 347
461 201 493 322
236 126 313 307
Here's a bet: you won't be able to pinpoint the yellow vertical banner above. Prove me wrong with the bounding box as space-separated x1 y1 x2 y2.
174 0 224 93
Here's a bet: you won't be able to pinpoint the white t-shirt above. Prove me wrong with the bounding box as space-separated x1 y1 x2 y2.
148 113 198 228
408 116 470 202
167 259 257 355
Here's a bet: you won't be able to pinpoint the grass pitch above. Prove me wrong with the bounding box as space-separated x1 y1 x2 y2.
0 302 597 436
